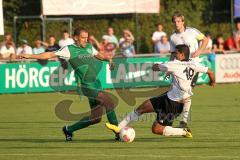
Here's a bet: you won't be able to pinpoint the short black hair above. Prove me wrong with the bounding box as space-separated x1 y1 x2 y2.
175 44 190 61
234 17 240 23
73 27 88 36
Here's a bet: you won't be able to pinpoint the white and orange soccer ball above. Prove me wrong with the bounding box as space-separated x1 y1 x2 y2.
119 127 135 142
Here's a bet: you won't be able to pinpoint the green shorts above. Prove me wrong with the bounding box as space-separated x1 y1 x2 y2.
77 82 103 108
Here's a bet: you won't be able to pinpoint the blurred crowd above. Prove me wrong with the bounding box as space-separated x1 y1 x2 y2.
1 21 240 61
0 27 136 61
151 21 240 55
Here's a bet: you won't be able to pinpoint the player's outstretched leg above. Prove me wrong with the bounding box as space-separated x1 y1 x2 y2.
151 121 192 138
63 105 104 141
97 92 120 140
106 99 154 133
97 92 118 126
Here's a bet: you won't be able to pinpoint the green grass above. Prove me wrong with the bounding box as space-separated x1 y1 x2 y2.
0 84 240 160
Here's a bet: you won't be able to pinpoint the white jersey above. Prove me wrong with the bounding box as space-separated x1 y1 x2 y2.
58 38 74 48
170 27 205 59
152 31 167 42
158 59 208 101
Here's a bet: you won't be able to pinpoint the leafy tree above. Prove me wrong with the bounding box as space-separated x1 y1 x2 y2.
1 0 232 52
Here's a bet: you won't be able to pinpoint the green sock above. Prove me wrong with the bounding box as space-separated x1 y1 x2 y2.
67 116 92 133
106 110 118 126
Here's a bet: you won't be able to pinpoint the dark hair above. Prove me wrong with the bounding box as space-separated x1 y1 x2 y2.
216 34 223 39
175 44 190 61
234 17 240 23
73 27 88 36
172 11 185 22
48 35 55 38
62 30 69 33
205 31 211 36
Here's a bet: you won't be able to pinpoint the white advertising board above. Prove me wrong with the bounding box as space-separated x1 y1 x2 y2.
0 0 4 35
42 0 160 15
215 54 240 83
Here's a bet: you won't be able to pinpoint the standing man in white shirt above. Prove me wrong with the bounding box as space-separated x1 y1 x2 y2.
103 27 119 46
152 23 167 53
58 30 74 48
106 44 215 138
169 12 209 128
170 12 208 60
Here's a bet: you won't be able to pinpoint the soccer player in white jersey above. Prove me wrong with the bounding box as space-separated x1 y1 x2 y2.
169 12 209 128
170 12 209 60
106 44 215 138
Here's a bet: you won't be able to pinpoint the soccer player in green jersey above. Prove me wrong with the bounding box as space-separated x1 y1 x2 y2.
20 28 119 141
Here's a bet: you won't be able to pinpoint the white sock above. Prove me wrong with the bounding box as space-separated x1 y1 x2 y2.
163 126 186 136
180 99 191 123
118 110 140 129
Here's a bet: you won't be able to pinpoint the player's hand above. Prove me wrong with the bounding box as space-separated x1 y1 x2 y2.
109 62 115 70
152 64 160 71
109 59 115 70
89 35 96 42
209 81 215 87
19 54 31 59
179 121 188 128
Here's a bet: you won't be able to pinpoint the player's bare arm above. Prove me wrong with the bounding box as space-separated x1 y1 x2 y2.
192 36 209 58
94 51 115 70
207 69 215 86
20 52 57 60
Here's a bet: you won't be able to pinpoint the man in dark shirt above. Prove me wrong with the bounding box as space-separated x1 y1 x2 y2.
45 35 60 52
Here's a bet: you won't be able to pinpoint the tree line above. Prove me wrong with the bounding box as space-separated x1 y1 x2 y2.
1 0 232 53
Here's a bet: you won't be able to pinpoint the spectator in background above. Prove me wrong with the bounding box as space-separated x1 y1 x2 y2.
152 23 167 53
16 40 32 55
103 27 118 46
224 36 237 51
0 41 16 60
0 33 16 48
213 34 225 53
155 35 170 54
233 20 240 50
33 39 45 54
201 32 213 53
119 29 135 57
101 35 111 50
58 30 74 48
89 35 117 58
43 35 60 52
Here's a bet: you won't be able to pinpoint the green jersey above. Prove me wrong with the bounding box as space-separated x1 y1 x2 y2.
54 43 103 90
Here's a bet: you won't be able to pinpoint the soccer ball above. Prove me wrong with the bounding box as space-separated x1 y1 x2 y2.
119 127 135 142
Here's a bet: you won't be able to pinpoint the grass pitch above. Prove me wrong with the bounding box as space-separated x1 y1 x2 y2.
0 84 240 160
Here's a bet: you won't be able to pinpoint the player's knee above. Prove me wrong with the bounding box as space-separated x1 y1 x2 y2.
105 100 115 110
98 93 115 109
136 100 151 115
152 126 163 135
152 122 164 135
91 117 102 124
